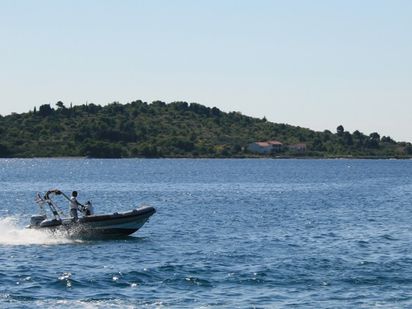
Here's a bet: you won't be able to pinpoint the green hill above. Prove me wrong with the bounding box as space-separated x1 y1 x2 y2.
0 100 410 158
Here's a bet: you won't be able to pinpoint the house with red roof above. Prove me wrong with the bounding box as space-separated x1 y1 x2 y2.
247 140 283 154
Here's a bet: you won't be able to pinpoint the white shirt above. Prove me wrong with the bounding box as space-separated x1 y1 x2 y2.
70 196 79 210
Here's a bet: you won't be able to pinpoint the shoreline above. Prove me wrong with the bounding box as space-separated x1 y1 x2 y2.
0 156 411 160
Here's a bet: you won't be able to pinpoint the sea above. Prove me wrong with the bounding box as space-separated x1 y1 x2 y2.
0 158 411 308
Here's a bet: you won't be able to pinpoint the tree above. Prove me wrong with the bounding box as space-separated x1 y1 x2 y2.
312 138 325 151
56 101 66 109
140 145 158 157
369 132 380 141
189 103 209 115
405 144 412 155
171 101 188 111
352 130 363 139
152 101 166 108
381 136 395 144
81 142 123 158
336 125 344 136
0 144 10 157
342 131 353 146
38 104 53 116
210 107 221 116
365 133 381 149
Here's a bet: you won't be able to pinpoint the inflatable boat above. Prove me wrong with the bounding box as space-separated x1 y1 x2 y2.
28 189 156 238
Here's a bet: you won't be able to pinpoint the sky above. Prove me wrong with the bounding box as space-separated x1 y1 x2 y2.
1 0 411 141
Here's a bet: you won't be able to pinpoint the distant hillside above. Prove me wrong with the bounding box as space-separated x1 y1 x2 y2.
0 100 411 158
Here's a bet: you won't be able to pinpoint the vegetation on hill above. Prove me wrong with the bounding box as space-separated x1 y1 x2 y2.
0 100 410 158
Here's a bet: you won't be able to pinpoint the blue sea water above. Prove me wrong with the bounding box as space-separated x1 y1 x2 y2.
0 159 412 308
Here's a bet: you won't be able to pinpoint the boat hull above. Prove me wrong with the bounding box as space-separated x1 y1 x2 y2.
29 206 156 238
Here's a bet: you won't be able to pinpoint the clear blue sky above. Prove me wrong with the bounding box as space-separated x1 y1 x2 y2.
1 0 411 141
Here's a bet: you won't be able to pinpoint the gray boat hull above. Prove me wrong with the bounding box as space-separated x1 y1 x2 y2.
29 206 156 238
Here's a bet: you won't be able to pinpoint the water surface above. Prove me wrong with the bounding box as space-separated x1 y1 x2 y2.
0 159 411 308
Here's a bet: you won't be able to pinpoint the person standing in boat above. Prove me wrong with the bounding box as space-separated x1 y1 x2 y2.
69 191 83 221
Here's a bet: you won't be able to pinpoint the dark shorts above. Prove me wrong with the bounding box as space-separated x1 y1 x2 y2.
70 208 78 220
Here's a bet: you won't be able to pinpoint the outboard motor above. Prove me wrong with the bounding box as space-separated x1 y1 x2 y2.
30 215 47 227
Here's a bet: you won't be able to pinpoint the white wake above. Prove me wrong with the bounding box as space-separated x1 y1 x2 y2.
0 217 77 245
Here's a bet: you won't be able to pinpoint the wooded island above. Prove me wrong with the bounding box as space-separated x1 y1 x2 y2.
0 101 410 158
